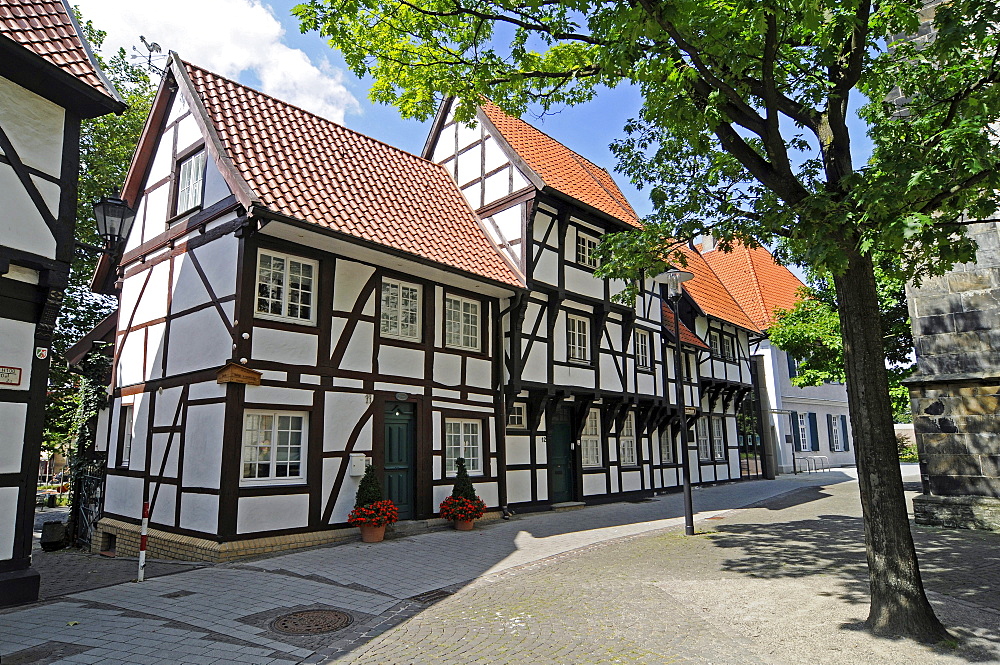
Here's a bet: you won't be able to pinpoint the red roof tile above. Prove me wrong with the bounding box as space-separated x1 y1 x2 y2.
182 62 522 287
702 243 805 330
0 0 118 101
660 304 710 350
479 102 640 228
674 245 760 333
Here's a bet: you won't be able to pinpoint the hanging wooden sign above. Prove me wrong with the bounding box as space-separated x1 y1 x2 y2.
216 362 262 386
0 366 22 386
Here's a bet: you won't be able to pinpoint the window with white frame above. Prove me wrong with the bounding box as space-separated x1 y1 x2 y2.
445 419 482 475
722 336 735 361
120 405 134 467
696 418 711 459
635 329 650 368
256 250 317 323
176 150 206 213
381 278 421 340
798 413 810 452
444 295 480 351
712 417 726 459
576 232 599 268
507 404 525 428
581 409 602 467
241 412 306 483
567 314 590 362
831 417 843 452
709 331 722 357
619 413 637 466
659 427 674 464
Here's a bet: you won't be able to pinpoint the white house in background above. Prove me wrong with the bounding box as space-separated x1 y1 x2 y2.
0 0 124 605
701 241 855 471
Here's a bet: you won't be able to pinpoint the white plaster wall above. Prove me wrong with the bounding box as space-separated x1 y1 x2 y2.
0 403 26 474
145 322 166 381
94 408 111 453
466 357 492 388
172 237 238 313
149 432 180 478
188 380 226 401
535 469 548 501
104 475 144 518
457 120 480 152
175 115 201 153
555 364 596 390
179 492 218 534
483 135 507 172
535 248 559 286
0 487 19 560
250 327 316 368
0 318 34 391
324 393 372 452
506 470 532 504
339 322 374 373
236 494 309 534
582 474 606 496
167 307 232 375
150 484 176 526
0 166 57 257
203 158 232 209
333 261 374 311
182 404 225 489
244 385 314 407
143 184 169 243
0 77 63 173
599 356 621 393
432 352 461 386
505 435 531 465
483 170 509 204
117 332 145 387
379 345 424 379
153 387 184 426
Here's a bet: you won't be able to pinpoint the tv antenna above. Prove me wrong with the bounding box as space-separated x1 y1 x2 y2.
132 35 165 74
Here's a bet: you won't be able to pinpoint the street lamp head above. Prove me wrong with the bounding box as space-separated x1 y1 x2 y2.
663 269 694 300
93 195 137 248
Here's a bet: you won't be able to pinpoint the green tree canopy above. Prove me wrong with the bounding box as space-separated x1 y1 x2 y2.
295 0 1000 641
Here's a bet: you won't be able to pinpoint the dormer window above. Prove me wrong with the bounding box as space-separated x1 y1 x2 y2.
576 232 599 269
176 149 206 214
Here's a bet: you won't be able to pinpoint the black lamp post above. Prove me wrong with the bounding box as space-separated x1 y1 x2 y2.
664 268 695 536
77 195 137 254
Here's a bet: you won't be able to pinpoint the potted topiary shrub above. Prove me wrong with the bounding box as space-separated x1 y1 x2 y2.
439 457 487 530
347 463 398 542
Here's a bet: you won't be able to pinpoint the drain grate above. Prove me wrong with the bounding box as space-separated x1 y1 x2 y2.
161 590 195 598
269 609 353 635
408 588 455 604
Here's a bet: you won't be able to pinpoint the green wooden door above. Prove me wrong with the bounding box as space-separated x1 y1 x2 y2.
548 407 575 503
384 402 416 520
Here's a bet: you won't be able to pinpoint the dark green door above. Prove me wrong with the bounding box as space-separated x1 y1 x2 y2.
384 402 416 520
548 407 575 503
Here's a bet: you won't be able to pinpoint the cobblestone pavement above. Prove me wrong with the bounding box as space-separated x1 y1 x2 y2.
3 468 998 665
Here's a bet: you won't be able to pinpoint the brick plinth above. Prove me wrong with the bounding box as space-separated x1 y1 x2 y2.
913 494 1000 532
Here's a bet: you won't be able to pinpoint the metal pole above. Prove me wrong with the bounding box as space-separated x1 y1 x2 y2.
672 297 696 536
137 501 149 582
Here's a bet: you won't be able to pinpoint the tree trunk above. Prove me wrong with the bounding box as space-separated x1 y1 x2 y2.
833 248 950 642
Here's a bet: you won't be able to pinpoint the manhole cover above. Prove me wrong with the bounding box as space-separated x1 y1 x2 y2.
269 610 353 635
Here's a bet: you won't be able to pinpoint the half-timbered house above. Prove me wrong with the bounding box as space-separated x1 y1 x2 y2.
423 100 762 510
89 55 522 561
0 0 124 604
701 241 854 471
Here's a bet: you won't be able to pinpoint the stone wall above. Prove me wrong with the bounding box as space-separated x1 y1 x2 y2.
907 222 1000 530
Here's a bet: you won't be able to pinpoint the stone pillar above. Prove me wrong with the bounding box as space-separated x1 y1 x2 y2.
906 222 1000 531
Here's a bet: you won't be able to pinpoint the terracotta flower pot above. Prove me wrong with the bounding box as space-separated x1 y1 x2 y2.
359 524 386 542
454 519 475 531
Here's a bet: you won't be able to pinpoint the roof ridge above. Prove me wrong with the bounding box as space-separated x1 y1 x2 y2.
182 60 438 171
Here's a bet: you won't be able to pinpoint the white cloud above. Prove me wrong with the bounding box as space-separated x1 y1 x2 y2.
74 0 359 123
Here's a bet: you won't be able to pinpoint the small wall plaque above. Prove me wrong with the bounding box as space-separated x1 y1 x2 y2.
217 362 262 386
0 366 22 386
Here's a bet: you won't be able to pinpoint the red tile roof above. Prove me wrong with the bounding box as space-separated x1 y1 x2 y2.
183 62 522 287
701 243 806 330
660 304 710 350
479 102 640 228
0 0 118 101
674 245 760 333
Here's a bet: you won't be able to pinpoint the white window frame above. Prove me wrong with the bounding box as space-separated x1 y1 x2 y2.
659 427 674 464
635 329 650 368
712 417 726 460
445 419 483 476
255 250 318 324
696 418 711 460
240 410 307 485
507 404 526 429
567 313 590 363
444 294 481 351
709 331 722 357
722 336 735 361
581 409 602 468
176 150 206 213
619 413 637 466
798 413 810 452
576 232 599 269
120 404 134 467
380 278 422 341
831 417 844 452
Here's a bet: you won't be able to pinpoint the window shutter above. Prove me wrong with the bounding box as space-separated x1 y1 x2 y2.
790 411 801 451
808 413 820 451
786 352 798 378
840 415 850 451
826 413 836 451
